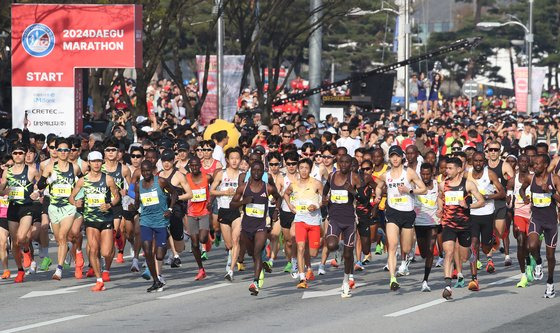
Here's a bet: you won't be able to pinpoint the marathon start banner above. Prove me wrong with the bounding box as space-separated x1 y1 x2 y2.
11 4 142 136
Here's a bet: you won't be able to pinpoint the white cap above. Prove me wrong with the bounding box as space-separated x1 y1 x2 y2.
87 151 103 161
136 115 147 123
407 126 415 132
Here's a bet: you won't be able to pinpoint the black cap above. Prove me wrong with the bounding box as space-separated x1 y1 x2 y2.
254 145 266 154
161 149 175 162
159 138 173 149
388 145 404 157
176 142 189 151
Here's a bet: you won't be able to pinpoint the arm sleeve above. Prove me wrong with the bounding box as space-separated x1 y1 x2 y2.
37 176 48 190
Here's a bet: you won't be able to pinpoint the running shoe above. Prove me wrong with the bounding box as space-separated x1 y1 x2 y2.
291 271 299 279
131 258 140 272
330 258 339 268
534 264 544 280
141 268 151 280
39 257 52 271
374 243 384 255
396 261 409 277
224 270 234 282
435 257 444 267
76 252 84 268
1 269 10 279
86 267 95 278
263 260 272 273
147 281 164 293
258 269 265 288
283 262 293 273
517 275 528 288
539 233 545 241
52 268 62 280
544 283 555 298
318 264 326 275
63 262 71 270
115 231 125 251
14 270 25 283
164 256 172 265
305 270 315 281
341 282 351 298
526 265 535 282
349 278 355 289
249 282 259 296
362 253 372 264
195 268 206 281
102 271 111 282
27 261 37 275
237 262 246 271
486 259 495 273
421 280 431 292
442 286 452 300
226 251 232 272
201 251 208 261
354 261 365 272
476 260 482 270
468 279 480 291
454 277 465 288
116 252 125 264
452 269 458 279
297 280 308 289
75 265 83 279
23 251 32 268
383 264 389 271
158 275 166 285
390 276 400 291
504 255 512 267
91 281 106 292
214 234 221 248
170 256 181 268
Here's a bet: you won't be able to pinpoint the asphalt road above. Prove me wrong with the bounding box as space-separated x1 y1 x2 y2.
1 237 559 333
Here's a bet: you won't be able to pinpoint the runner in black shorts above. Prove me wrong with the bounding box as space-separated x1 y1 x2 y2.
354 160 377 271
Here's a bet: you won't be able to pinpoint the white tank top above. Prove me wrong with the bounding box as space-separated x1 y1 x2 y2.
281 173 295 212
386 167 415 211
414 179 439 226
470 167 495 216
514 172 532 219
216 169 239 209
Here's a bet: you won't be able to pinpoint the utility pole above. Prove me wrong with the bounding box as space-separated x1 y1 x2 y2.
527 0 533 114
308 0 322 119
216 0 224 119
395 0 410 117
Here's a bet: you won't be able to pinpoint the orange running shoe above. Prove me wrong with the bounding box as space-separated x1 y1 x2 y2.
297 280 308 289
116 252 125 263
75 266 83 279
1 269 11 279
330 259 339 268
91 281 106 292
75 251 84 268
305 269 315 281
486 259 495 274
102 271 110 282
468 279 480 291
14 270 25 283
349 279 356 289
452 269 458 279
86 267 95 278
23 251 32 268
194 268 206 281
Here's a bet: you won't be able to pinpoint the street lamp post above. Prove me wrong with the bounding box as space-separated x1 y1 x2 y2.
476 0 534 113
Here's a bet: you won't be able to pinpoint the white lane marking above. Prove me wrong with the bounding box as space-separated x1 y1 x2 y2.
9 255 134 278
158 282 231 300
385 299 447 317
0 315 89 333
302 283 366 299
20 283 95 298
488 273 523 286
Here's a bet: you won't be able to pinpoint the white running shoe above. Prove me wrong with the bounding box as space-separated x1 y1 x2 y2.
383 264 389 271
158 275 166 285
435 257 444 267
544 283 555 298
52 268 62 280
504 255 512 267
341 282 351 298
226 251 232 272
130 258 140 272
397 261 409 277
291 271 299 279
535 264 544 280
164 256 172 265
224 270 234 282
318 264 326 275
26 261 37 275
421 280 431 292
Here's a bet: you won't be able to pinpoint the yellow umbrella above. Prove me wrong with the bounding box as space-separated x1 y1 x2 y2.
203 119 240 150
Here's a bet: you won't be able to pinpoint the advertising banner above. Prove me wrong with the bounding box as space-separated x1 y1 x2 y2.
514 66 547 113
12 4 142 136
196 55 217 126
222 55 245 122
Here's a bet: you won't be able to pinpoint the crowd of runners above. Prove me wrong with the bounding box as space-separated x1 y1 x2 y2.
2 89 560 299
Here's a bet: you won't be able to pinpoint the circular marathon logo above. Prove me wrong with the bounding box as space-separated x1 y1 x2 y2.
22 23 55 57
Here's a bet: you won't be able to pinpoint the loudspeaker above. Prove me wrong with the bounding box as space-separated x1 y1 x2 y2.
350 73 395 110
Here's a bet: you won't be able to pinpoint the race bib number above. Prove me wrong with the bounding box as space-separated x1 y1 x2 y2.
86 193 105 207
330 190 348 204
0 196 8 207
141 191 160 206
389 196 409 205
51 183 72 197
532 193 552 207
418 195 436 208
246 203 265 218
8 186 24 200
192 188 207 202
445 191 463 206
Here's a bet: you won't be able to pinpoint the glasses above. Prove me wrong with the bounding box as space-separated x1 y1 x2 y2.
361 167 372 171
268 145 278 149
195 148 204 152
130 154 143 159
488 148 500 152
12 151 25 156
203 148 213 152
322 155 334 159
49 145 56 150
283 135 291 138
341 128 349 132
269 162 281 167
286 162 298 166
301 153 313 157
241 144 250 148
57 148 71 153
71 148 80 152
105 148 118 152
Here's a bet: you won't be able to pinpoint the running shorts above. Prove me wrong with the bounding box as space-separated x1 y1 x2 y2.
169 204 185 241
84 220 114 231
295 222 321 249
470 214 494 246
442 226 471 247
326 219 356 247
7 203 34 222
357 216 373 236
279 210 295 229
31 201 42 223
48 204 77 225
122 209 136 221
111 205 123 220
41 196 50 215
385 206 415 229
187 215 210 235
141 226 168 248
0 218 7 231
218 208 241 226
529 219 558 248
494 200 507 220
514 215 529 234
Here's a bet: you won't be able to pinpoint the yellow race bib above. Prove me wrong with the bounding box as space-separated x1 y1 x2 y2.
8 186 24 200
330 190 348 204
246 203 265 218
141 191 160 206
532 193 552 207
51 183 72 197
192 188 207 203
445 191 464 206
86 193 105 207
418 195 436 208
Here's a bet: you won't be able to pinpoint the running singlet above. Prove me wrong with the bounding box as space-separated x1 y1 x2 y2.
186 173 209 216
488 160 508 193
139 176 169 228
82 173 113 223
201 159 219 175
6 165 32 205
514 173 531 219
0 195 8 219
49 162 75 207
216 169 239 209
291 181 321 226
159 168 185 206
386 167 414 212
372 164 388 210
529 174 557 222
441 178 469 230
414 180 439 226
241 181 269 231
102 163 125 202
280 173 294 212
327 172 356 223
469 167 495 216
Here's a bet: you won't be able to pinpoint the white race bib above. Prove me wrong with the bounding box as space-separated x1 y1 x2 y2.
86 193 105 207
8 186 24 200
141 191 160 206
246 203 265 218
445 191 464 206
532 193 552 207
330 190 348 204
192 188 207 202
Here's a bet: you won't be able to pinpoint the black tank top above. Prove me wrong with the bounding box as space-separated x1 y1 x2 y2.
530 173 557 223
488 160 507 189
328 171 356 222
7 165 32 205
103 163 124 190
241 180 269 225
159 168 185 208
